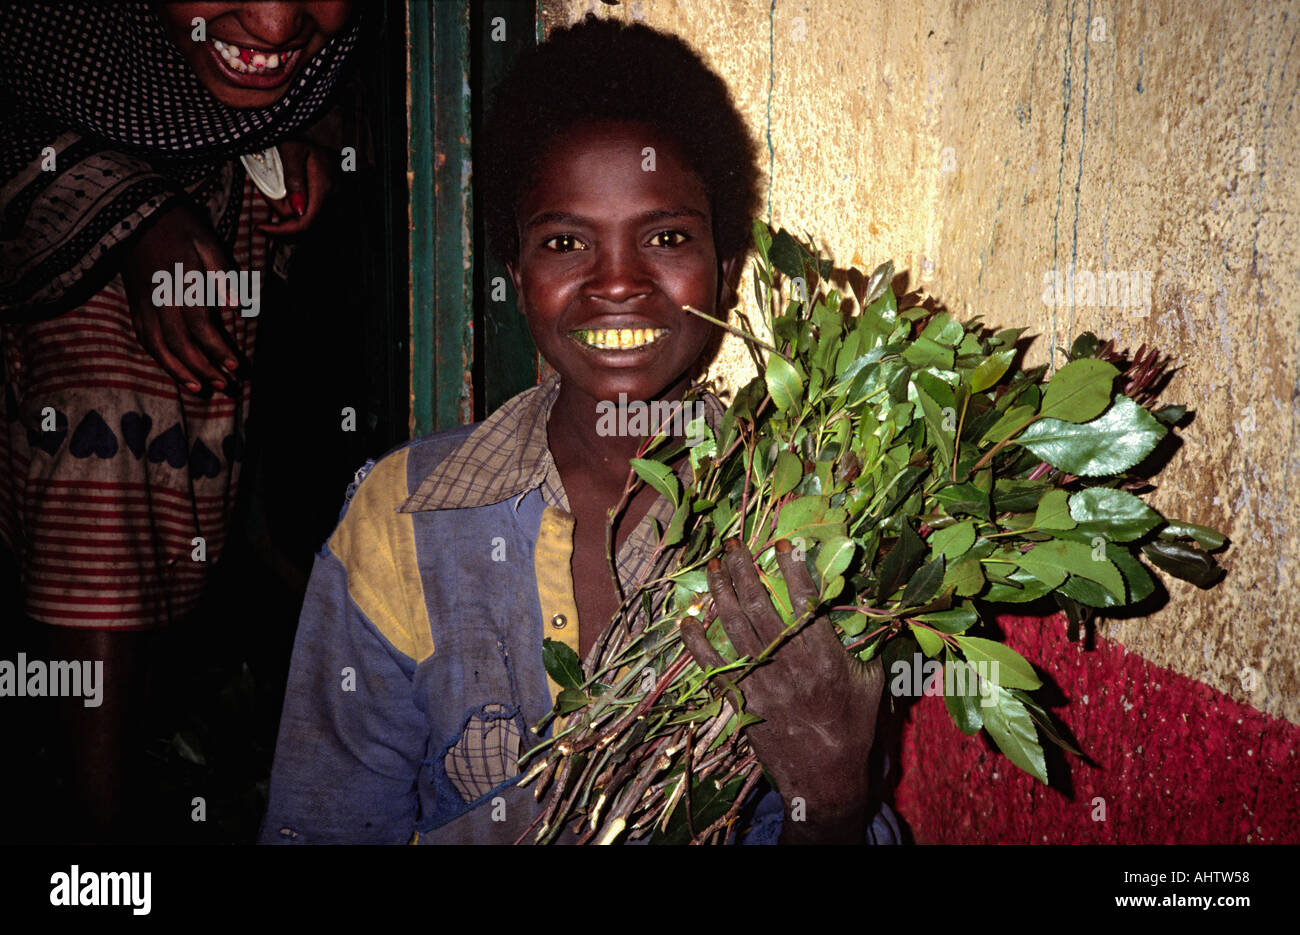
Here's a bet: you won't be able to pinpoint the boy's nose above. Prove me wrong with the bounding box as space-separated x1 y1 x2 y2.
236 2 310 48
585 246 653 303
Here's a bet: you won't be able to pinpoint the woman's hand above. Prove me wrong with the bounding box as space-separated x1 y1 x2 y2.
120 201 244 395
255 140 336 236
679 537 885 844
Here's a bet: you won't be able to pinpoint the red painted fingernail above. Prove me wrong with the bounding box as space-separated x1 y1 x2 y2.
289 193 306 216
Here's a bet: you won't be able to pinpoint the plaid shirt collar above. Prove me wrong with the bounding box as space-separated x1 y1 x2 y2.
398 371 726 518
398 371 569 514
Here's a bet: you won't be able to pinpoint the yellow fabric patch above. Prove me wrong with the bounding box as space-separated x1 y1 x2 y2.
533 506 581 706
329 449 435 664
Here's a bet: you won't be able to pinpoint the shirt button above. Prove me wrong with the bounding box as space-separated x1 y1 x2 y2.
551 614 567 629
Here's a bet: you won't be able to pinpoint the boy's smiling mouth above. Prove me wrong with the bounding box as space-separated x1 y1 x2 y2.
569 327 670 351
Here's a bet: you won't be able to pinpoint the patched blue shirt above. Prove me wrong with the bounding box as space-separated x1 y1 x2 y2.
259 374 901 844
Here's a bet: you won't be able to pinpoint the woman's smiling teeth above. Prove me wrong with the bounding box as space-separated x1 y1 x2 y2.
572 327 669 350
213 39 298 74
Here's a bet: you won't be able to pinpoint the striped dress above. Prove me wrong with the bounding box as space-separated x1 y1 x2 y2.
0 175 270 629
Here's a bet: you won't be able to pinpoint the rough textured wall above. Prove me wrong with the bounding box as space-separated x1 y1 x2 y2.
539 0 1300 840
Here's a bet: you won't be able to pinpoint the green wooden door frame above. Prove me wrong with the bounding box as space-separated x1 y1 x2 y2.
407 0 540 435
407 0 473 435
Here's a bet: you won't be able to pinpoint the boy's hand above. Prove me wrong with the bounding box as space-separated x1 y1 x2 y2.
256 140 335 236
679 537 884 844
120 201 244 395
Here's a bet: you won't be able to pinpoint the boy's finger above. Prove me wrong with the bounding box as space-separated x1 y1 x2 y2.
678 619 727 675
719 538 786 647
773 540 843 659
706 555 766 661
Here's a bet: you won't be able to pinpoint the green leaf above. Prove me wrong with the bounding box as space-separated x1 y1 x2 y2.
1015 396 1166 477
1068 332 1101 359
1038 358 1119 423
1159 519 1227 551
913 369 956 412
769 229 806 279
751 218 773 263
1014 539 1125 600
934 481 990 519
981 685 1048 784
917 603 978 633
1141 540 1224 588
902 336 955 370
929 520 976 561
915 385 954 466
629 458 679 508
773 450 803 498
993 479 1049 513
901 555 946 606
955 636 1042 689
1033 488 1076 530
941 554 985 596
542 638 584 691
1107 545 1156 603
875 521 926 601
1057 573 1121 608
652 776 745 846
862 261 895 307
1014 694 1083 756
554 688 591 715
980 565 1056 603
815 535 855 581
765 354 804 414
980 405 1035 445
1068 487 1161 541
944 666 985 735
970 349 1016 393
1153 404 1186 426
662 498 689 548
920 313 965 347
910 622 945 657
773 495 830 541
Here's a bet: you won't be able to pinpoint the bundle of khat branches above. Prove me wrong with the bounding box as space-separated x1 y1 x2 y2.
515 220 1228 845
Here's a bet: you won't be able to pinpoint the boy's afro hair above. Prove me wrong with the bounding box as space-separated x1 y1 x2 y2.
480 13 764 266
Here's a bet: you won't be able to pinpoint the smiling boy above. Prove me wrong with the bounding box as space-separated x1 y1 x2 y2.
261 14 898 845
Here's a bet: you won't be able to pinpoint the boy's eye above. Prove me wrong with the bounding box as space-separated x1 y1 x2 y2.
651 230 689 247
543 234 586 252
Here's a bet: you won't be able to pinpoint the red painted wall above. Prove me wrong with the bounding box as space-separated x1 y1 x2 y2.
892 613 1300 844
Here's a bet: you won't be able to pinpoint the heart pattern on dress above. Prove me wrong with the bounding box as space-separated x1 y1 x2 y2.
147 423 188 468
26 408 68 454
120 411 152 459
69 409 118 458
189 439 221 479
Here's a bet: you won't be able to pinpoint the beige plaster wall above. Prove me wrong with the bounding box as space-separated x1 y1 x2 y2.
540 0 1300 724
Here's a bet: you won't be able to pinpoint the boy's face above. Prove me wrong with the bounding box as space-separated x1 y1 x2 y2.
507 121 740 408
